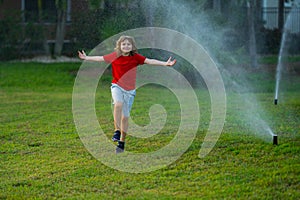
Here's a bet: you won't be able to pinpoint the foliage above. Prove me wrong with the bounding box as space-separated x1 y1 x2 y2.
0 11 24 60
1 0 299 60
69 9 104 51
88 0 103 9
99 8 146 40
286 32 300 54
256 28 282 54
256 28 300 55
69 4 146 53
55 0 67 10
0 12 54 59
23 22 49 55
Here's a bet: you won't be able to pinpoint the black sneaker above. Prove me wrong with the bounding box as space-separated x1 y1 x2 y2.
116 141 125 154
112 130 121 142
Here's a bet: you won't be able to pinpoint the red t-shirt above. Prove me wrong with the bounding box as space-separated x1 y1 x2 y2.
103 52 146 90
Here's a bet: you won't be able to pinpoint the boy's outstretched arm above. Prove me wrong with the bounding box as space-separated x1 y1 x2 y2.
78 50 104 62
144 57 176 67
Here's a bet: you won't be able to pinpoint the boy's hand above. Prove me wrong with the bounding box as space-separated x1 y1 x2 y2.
78 50 86 60
166 57 177 66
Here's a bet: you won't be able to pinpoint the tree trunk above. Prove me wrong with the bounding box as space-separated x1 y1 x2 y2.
278 0 284 32
247 0 257 68
54 9 66 56
255 0 262 22
37 0 50 55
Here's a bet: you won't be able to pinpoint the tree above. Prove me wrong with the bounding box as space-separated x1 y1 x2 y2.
88 0 104 9
247 0 258 68
278 0 285 32
233 0 260 67
223 0 259 67
203 0 259 66
54 0 67 56
278 0 299 32
37 0 50 55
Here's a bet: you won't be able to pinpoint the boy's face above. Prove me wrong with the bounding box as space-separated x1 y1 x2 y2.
120 39 133 55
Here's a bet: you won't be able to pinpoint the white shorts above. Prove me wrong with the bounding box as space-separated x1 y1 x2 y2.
111 84 136 117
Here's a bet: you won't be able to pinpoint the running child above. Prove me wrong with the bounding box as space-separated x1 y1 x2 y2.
78 35 176 153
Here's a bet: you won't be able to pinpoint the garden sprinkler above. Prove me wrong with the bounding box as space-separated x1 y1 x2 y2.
273 134 278 145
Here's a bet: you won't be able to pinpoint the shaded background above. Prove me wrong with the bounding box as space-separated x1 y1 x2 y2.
0 0 300 62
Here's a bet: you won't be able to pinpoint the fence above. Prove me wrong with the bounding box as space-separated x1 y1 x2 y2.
262 7 300 33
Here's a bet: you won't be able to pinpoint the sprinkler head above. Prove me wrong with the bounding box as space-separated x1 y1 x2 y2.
273 135 278 145
274 99 278 105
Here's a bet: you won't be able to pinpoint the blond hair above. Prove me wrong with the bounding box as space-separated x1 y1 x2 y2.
114 35 138 56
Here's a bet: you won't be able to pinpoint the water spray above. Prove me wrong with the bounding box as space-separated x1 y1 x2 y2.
141 0 280 147
274 2 299 106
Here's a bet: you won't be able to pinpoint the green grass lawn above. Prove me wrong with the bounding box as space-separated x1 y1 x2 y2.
0 62 299 199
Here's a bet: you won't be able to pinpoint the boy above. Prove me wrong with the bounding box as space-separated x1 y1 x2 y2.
78 35 176 153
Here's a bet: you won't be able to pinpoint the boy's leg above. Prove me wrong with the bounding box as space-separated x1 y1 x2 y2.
120 116 128 141
113 102 123 131
111 85 123 142
117 90 135 147
116 115 128 153
111 85 135 153
112 102 122 141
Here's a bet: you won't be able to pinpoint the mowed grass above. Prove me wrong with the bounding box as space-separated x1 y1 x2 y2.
0 62 299 199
